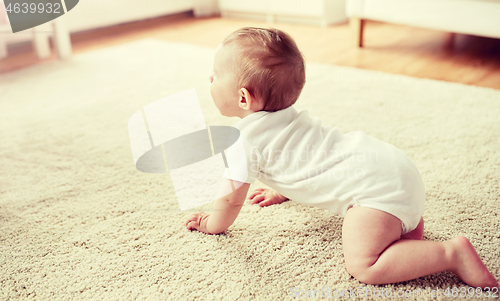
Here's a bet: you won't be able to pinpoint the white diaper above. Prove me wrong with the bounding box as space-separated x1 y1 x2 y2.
346 186 425 235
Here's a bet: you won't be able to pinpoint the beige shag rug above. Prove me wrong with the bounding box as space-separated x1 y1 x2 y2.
1 39 499 300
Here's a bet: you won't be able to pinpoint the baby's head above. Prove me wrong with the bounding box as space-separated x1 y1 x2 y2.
210 27 305 118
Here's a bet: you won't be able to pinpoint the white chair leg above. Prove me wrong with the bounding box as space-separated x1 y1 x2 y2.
52 18 72 59
32 25 51 59
350 17 365 48
0 33 7 59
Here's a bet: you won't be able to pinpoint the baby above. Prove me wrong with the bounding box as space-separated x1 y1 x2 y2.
185 27 498 288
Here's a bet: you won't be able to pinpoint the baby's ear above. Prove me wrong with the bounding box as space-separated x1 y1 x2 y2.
238 88 251 109
239 88 264 112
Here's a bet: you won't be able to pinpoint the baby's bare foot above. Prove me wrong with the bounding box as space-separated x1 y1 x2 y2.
449 236 498 289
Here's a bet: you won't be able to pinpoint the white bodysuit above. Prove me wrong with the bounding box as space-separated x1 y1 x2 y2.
223 106 425 234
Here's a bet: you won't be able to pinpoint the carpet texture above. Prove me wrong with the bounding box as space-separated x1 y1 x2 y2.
1 39 499 300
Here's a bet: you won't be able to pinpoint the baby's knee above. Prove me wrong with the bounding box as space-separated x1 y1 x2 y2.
345 260 383 285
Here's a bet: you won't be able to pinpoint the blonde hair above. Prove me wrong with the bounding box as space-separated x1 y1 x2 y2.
222 27 306 112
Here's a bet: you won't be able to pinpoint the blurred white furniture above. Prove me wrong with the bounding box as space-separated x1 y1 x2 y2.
346 0 500 47
66 0 217 32
193 0 219 17
0 8 8 58
1 0 217 60
219 0 347 27
0 1 72 60
65 0 195 33
0 19 72 60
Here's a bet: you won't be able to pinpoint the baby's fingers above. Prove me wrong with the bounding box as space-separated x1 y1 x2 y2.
185 217 196 228
247 189 265 200
186 220 199 231
185 213 201 227
250 195 266 205
258 198 279 207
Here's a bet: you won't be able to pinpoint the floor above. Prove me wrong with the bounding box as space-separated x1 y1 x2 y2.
2 13 500 90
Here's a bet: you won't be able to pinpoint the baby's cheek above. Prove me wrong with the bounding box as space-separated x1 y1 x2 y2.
209 87 218 102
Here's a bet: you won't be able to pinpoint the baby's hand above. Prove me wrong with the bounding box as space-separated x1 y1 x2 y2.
185 212 211 234
248 188 288 207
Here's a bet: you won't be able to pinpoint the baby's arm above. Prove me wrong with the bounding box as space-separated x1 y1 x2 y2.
185 179 249 234
248 188 288 207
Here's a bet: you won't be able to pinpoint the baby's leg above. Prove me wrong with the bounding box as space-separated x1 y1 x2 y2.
342 206 498 288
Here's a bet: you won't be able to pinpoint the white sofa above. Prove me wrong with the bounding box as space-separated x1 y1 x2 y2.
346 0 500 47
